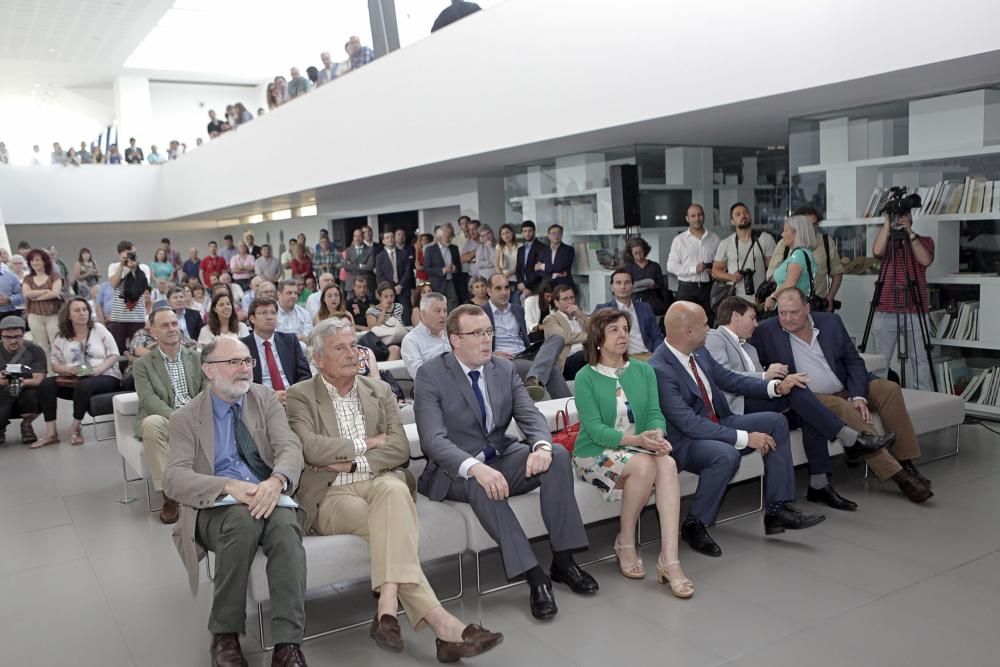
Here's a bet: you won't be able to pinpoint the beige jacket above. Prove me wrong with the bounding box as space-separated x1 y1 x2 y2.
542 309 590 369
163 384 304 595
285 374 411 535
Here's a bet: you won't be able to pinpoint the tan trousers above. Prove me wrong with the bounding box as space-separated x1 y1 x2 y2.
316 473 439 628
815 379 921 481
139 415 170 491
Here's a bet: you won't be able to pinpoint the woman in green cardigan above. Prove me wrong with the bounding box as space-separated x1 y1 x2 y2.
572 308 693 598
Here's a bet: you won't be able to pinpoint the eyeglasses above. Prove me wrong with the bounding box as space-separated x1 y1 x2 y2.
1 334 23 341
454 328 495 340
204 357 256 368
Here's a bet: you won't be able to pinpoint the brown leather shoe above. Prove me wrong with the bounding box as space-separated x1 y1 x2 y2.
436 624 504 663
900 459 931 487
210 633 247 667
370 613 404 653
159 497 179 524
271 643 308 667
893 470 933 503
19 415 37 445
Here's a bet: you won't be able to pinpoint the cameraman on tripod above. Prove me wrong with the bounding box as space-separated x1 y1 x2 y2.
0 316 48 446
871 209 934 390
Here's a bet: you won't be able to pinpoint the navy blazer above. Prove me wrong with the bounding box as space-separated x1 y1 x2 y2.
750 312 872 400
180 308 203 342
482 301 531 350
242 331 312 387
515 239 546 290
423 243 465 294
375 246 415 290
648 343 772 446
596 298 664 352
528 242 576 288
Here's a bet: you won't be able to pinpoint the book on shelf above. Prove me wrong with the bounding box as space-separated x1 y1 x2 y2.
930 301 979 340
860 179 1000 217
961 365 1000 407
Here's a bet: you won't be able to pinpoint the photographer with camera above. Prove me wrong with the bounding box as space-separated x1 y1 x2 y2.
711 202 776 307
0 316 48 447
107 241 152 355
870 207 934 390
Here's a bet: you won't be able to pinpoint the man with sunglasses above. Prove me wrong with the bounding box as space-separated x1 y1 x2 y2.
164 336 308 667
0 316 47 446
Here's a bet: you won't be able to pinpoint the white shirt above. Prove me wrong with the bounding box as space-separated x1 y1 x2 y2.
784 318 854 398
714 232 776 300
615 299 648 354
254 332 290 390
667 229 720 283
276 303 312 338
664 341 779 449
320 375 373 484
305 291 323 319
401 322 450 380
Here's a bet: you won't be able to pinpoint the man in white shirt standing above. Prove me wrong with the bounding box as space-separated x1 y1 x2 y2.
712 202 775 305
275 280 313 343
401 292 451 380
667 203 720 323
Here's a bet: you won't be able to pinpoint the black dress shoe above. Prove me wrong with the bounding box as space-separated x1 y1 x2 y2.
844 432 895 460
529 583 557 620
681 521 722 557
893 470 933 503
210 633 248 667
550 563 599 595
806 485 858 511
764 504 825 535
899 459 931 487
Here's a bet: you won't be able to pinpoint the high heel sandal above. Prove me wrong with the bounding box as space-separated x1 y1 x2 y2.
613 534 645 579
656 558 694 599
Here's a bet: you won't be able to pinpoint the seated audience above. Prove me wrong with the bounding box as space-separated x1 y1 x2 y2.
242 297 311 405
366 281 406 350
314 284 348 324
467 276 490 307
415 304 597 620
0 316 48 447
197 292 249 347
163 337 308 667
408 282 433 328
573 308 693 597
648 301 825 558
38 297 122 447
401 291 450 380
305 273 336 319
705 297 893 510
239 276 262 313
522 278 553 334
134 308 205 524
346 277 373 329
276 280 313 343
286 319 503 660
751 288 934 502
23 248 63 362
166 287 201 345
541 284 588 381
483 273 570 401
595 269 663 361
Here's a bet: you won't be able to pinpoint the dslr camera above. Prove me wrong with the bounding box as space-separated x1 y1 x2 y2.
2 364 33 398
125 251 137 263
739 268 756 295
878 187 922 232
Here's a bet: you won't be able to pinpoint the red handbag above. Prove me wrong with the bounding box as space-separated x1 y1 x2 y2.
552 399 580 453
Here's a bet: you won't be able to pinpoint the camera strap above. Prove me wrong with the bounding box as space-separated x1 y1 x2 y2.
5 344 28 368
736 235 763 273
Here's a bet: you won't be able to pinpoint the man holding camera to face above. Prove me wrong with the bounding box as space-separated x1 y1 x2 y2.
712 202 776 304
0 316 48 446
107 240 152 354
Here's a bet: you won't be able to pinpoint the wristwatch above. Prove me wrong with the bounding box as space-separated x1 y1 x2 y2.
533 443 553 454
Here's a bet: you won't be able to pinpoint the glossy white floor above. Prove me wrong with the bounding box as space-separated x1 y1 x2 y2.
2 409 998 667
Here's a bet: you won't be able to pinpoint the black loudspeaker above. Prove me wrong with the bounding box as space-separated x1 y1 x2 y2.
610 164 640 229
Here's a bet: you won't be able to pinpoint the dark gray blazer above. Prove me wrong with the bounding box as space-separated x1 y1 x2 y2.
413 352 550 501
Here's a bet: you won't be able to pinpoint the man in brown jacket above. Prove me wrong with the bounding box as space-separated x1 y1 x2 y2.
164 336 308 667
286 318 502 662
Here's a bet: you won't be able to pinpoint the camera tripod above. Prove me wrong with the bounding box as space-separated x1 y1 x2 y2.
858 219 938 392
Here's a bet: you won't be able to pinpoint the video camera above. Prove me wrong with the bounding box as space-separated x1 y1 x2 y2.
878 187 922 231
2 364 33 398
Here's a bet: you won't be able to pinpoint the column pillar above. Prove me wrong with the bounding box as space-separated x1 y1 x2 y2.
113 76 153 148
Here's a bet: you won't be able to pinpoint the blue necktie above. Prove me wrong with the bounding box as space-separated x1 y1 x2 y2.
468 370 497 461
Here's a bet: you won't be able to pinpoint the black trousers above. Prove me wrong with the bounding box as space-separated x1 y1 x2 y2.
39 375 121 421
675 281 714 326
0 387 41 426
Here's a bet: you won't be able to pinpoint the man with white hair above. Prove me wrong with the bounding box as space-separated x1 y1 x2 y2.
401 292 451 379
316 51 337 86
287 67 313 99
0 250 25 316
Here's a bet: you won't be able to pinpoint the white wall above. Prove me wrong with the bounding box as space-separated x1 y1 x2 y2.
149 81 267 148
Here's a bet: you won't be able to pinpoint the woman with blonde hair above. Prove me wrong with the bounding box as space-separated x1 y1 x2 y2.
764 214 818 311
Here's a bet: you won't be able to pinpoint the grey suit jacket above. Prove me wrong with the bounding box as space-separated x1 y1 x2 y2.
133 346 205 438
285 374 410 534
163 384 304 594
414 352 550 501
703 327 764 415
344 244 375 284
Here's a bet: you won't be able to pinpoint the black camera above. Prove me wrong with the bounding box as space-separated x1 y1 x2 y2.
879 187 922 230
2 364 33 398
126 251 137 262
740 268 755 295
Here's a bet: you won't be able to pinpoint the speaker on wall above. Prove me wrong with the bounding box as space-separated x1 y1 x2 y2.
610 164 640 229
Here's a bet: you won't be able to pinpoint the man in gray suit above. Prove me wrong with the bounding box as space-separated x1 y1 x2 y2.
134 307 206 524
164 337 308 667
414 304 597 620
344 227 376 298
704 297 892 511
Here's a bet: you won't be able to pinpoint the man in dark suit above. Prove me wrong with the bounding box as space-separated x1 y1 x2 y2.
514 220 546 303
596 269 663 360
344 228 376 298
751 288 933 503
167 286 203 343
415 304 596 620
705 297 892 511
649 301 825 557
423 225 466 311
482 273 570 401
529 224 575 289
242 297 311 406
375 230 416 325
